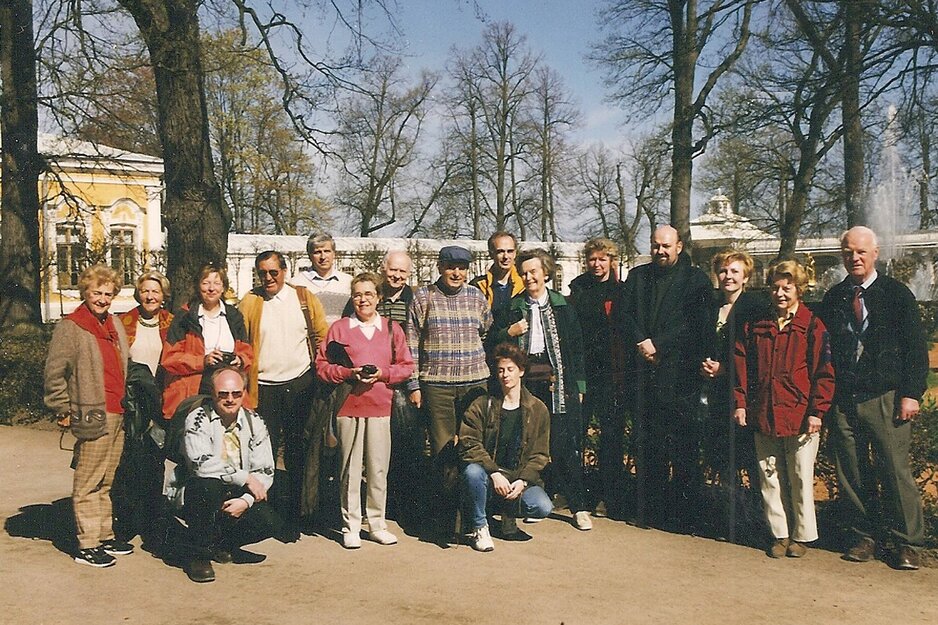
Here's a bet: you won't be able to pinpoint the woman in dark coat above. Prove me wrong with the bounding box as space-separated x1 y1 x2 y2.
700 250 768 540
489 248 591 531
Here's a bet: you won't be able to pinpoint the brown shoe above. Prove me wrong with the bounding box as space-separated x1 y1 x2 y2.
894 545 920 571
844 536 875 562
768 538 790 558
787 541 808 558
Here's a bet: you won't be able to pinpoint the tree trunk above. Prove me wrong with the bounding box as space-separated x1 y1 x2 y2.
118 0 229 308
842 0 864 227
670 0 697 250
0 0 43 327
919 127 931 229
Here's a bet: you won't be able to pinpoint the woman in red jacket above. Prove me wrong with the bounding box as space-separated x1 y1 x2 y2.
161 265 253 419
734 260 834 559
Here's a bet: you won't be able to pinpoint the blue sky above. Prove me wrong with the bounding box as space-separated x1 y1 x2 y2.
392 0 629 145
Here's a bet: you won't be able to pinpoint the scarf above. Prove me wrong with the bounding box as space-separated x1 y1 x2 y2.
519 297 567 414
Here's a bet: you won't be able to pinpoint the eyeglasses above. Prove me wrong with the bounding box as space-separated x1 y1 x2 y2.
257 269 281 278
216 390 244 399
352 292 377 300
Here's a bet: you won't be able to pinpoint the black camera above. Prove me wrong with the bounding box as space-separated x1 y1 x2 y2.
360 364 378 376
219 352 236 366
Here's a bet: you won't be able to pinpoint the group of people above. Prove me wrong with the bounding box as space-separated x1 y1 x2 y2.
43 224 928 582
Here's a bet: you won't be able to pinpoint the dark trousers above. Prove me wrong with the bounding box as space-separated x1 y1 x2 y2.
525 378 588 514
257 370 315 521
422 382 488 456
829 391 925 546
586 379 628 510
112 433 166 543
634 391 703 526
183 477 282 557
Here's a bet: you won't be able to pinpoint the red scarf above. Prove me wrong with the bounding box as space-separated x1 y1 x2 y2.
68 304 125 413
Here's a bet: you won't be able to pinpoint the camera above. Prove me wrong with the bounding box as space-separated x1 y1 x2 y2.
219 352 236 366
360 364 378 376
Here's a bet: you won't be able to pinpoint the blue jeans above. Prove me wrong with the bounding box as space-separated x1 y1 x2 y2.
461 462 552 529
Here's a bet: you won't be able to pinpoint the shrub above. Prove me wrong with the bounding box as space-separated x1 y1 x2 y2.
0 324 55 425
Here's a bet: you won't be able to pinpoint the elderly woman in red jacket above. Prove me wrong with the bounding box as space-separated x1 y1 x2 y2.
734 260 834 559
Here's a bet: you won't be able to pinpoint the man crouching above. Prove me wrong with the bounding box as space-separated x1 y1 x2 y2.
458 343 552 551
166 367 281 582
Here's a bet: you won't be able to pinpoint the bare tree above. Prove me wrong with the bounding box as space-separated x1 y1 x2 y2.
528 66 580 241
446 21 538 235
593 0 757 250
334 56 435 236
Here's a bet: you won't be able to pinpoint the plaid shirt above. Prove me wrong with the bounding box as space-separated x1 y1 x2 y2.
407 282 492 389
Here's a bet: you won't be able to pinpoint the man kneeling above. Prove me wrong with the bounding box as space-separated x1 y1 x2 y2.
458 343 552 552
166 367 281 582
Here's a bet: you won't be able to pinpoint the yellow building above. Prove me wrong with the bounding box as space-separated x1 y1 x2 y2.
34 135 164 319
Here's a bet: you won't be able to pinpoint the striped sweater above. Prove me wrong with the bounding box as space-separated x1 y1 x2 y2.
406 282 492 389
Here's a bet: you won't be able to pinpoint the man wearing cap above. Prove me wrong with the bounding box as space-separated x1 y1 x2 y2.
408 246 493 458
291 232 353 325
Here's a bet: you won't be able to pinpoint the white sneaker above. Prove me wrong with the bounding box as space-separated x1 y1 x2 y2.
523 516 546 524
469 525 495 552
342 531 362 549
368 529 398 545
573 511 593 531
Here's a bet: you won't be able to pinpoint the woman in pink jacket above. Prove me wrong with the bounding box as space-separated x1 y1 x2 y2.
316 272 415 549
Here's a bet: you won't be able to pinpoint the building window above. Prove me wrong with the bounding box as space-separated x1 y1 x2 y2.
110 227 136 286
56 225 85 288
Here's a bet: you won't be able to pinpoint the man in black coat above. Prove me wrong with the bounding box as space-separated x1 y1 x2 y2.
620 225 714 530
569 237 628 518
819 226 927 570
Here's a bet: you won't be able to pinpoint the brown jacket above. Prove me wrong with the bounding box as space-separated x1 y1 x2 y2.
458 387 550 487
44 314 130 417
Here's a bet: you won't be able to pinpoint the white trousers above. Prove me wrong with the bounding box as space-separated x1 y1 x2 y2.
337 416 391 535
754 431 820 542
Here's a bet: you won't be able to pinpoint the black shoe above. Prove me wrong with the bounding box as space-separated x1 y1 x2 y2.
74 547 116 568
499 528 533 542
100 539 134 556
211 548 233 564
231 548 266 564
186 559 215 583
894 545 920 571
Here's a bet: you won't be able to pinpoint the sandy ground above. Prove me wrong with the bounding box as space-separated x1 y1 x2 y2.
1 425 937 625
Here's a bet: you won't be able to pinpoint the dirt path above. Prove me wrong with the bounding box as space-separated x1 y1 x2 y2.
2 425 936 625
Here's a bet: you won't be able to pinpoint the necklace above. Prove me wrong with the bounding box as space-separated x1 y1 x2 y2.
138 317 160 328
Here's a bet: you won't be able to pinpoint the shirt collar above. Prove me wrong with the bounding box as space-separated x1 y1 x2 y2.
859 270 878 290
526 291 549 307
309 269 339 282
349 315 382 331
198 304 226 319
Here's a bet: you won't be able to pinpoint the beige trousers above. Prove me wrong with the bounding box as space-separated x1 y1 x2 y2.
754 431 820 542
337 416 391 535
73 412 125 549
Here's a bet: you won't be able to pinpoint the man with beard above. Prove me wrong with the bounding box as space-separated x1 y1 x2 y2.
619 226 713 530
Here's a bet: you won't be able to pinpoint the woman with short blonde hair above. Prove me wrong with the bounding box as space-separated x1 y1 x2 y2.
45 265 131 567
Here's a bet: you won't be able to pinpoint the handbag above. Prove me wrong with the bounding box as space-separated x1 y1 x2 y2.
70 408 108 441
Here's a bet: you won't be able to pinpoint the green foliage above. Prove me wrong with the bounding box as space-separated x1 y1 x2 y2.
0 324 55 425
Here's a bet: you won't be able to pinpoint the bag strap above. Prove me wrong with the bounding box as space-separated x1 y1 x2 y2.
295 285 317 362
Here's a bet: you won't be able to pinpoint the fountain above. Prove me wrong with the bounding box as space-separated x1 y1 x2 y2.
866 104 935 300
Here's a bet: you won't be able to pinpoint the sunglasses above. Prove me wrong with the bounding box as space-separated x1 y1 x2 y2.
216 390 244 399
257 269 281 278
